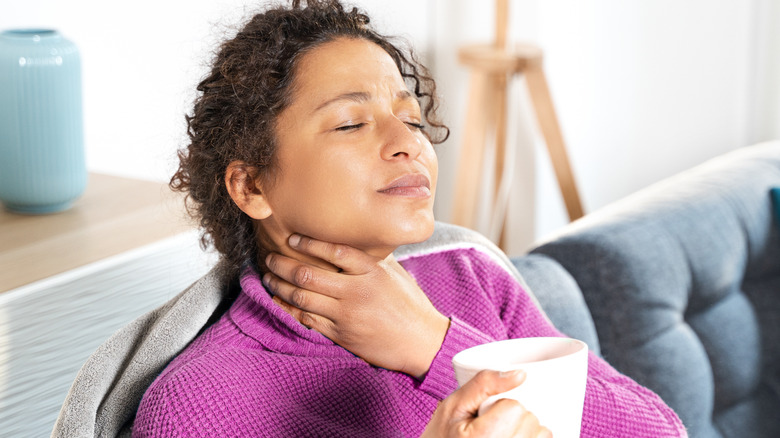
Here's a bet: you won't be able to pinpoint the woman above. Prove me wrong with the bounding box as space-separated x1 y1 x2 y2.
133 1 687 437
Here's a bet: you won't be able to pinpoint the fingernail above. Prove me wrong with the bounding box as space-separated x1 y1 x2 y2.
265 253 273 266
262 273 271 289
499 369 525 379
289 234 301 248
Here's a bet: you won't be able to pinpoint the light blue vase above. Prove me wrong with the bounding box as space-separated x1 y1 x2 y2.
0 29 86 214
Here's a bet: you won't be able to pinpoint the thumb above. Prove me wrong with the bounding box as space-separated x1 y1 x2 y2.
455 369 526 413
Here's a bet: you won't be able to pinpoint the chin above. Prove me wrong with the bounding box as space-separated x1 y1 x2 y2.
392 215 436 246
335 212 436 256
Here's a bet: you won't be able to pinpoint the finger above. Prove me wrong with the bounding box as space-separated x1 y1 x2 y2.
272 295 306 322
288 234 373 274
272 296 335 333
263 271 338 316
265 252 342 295
517 409 543 437
537 426 553 438
475 398 527 435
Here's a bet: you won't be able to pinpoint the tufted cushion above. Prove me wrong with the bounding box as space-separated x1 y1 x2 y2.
530 142 780 438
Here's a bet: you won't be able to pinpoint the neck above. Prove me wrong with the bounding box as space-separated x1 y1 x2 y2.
255 219 398 273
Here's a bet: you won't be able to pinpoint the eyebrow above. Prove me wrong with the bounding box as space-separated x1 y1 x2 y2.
312 89 416 114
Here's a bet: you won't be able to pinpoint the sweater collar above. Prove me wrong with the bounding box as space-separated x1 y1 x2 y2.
228 266 356 359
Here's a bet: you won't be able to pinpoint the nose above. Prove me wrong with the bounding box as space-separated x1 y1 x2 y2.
379 116 424 161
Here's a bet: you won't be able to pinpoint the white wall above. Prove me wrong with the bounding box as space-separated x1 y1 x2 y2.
532 0 758 248
3 0 777 253
751 0 780 144
0 0 429 183
431 0 774 255
3 0 249 181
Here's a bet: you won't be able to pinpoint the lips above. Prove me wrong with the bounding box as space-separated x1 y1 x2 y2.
378 173 432 197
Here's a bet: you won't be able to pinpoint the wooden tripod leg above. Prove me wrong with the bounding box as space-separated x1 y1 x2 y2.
524 63 585 221
452 72 490 228
492 73 509 201
492 73 510 248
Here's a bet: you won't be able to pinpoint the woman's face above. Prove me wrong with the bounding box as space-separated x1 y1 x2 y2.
259 37 438 257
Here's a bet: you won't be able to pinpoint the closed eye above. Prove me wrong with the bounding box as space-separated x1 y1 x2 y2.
335 123 366 132
406 122 425 130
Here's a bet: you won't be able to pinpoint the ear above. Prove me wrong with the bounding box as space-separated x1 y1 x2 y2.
225 161 273 220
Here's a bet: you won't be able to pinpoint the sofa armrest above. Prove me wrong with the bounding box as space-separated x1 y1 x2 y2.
511 254 601 356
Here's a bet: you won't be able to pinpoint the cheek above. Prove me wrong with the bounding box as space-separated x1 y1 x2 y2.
271 153 365 217
422 144 439 190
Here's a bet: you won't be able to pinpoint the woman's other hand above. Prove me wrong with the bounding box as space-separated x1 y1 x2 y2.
263 234 450 379
422 370 552 438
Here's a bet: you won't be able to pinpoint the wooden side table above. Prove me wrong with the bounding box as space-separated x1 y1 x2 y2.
0 173 217 436
1 173 196 292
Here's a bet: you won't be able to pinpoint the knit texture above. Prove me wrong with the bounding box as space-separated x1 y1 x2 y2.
133 247 687 437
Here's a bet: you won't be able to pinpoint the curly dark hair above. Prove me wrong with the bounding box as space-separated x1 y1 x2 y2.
171 0 449 277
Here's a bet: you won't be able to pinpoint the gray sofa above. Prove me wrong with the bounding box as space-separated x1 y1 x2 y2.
513 141 780 438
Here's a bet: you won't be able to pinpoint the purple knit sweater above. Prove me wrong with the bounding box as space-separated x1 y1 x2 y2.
133 246 687 437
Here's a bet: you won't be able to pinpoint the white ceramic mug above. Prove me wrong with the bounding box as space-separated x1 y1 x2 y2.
452 337 588 438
